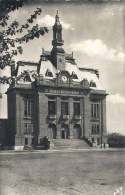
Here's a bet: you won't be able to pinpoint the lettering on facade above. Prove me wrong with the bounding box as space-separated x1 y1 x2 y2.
45 89 83 95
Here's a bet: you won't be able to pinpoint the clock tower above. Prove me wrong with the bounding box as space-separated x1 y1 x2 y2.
51 11 65 69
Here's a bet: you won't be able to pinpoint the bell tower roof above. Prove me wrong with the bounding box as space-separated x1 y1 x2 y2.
55 10 60 25
52 11 64 48
51 11 65 69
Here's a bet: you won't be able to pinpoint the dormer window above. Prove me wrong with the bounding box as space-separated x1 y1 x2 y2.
41 56 47 61
90 80 96 87
45 69 53 77
24 75 31 82
72 71 78 79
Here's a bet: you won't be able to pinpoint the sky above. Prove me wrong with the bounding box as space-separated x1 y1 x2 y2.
0 1 125 135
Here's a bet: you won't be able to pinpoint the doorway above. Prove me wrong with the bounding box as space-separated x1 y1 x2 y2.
62 130 65 139
48 124 57 139
73 124 81 139
61 124 69 139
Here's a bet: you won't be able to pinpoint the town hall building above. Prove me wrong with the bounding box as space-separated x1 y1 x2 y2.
6 12 107 149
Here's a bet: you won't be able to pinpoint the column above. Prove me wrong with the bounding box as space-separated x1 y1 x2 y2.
56 124 61 139
80 97 84 138
99 100 102 145
56 96 61 139
83 95 91 139
15 93 23 146
101 97 107 144
69 97 73 139
38 93 48 142
33 94 39 145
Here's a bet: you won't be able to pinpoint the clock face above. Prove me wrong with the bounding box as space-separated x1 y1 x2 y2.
61 75 67 82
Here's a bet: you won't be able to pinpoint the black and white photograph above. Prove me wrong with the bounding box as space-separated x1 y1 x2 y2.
0 0 125 194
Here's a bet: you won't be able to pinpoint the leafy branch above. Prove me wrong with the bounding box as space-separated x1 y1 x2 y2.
0 0 49 83
0 70 38 84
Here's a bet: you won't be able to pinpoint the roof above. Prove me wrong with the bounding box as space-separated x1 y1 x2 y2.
79 69 103 90
15 58 104 90
16 61 38 77
63 62 82 82
39 60 57 79
62 62 104 90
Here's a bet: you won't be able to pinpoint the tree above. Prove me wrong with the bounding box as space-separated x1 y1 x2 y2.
0 0 49 84
108 133 125 148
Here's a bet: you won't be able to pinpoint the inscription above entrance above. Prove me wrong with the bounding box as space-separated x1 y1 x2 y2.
44 89 85 95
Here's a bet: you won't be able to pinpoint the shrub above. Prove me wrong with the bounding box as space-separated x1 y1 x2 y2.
108 133 125 148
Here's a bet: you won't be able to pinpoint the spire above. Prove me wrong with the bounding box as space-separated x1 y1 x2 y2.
55 10 60 24
51 11 65 69
52 11 64 47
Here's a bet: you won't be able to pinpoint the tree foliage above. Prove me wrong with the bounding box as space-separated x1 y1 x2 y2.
108 133 125 148
0 0 48 83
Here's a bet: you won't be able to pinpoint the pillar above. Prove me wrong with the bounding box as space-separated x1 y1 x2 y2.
38 92 48 142
69 97 74 138
56 96 61 138
101 97 107 144
80 97 84 138
83 95 91 139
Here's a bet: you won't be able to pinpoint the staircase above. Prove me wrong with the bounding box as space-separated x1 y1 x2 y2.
50 139 91 150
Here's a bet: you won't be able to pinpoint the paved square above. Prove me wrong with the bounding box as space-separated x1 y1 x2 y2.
0 150 125 195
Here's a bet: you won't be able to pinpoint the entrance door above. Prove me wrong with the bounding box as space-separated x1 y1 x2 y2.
61 124 69 139
62 130 65 139
48 124 57 139
73 124 81 139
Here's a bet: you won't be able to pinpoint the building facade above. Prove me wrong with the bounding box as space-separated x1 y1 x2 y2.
6 12 107 149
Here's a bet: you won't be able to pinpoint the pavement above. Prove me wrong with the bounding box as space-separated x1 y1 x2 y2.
0 147 125 155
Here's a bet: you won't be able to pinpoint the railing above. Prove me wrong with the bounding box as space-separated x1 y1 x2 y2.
48 114 57 119
74 115 81 120
24 133 33 138
91 116 99 121
61 115 69 120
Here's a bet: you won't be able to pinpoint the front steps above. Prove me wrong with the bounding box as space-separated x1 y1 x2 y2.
50 139 91 150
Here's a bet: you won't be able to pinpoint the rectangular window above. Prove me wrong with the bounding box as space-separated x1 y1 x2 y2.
91 104 94 118
61 102 68 115
74 102 80 115
32 138 34 145
97 104 99 118
91 124 100 134
28 100 31 115
24 99 32 117
25 138 28 145
91 103 99 118
94 104 96 117
24 100 27 116
31 124 33 134
97 125 100 134
24 123 33 134
48 101 56 115
24 123 27 134
27 124 31 134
